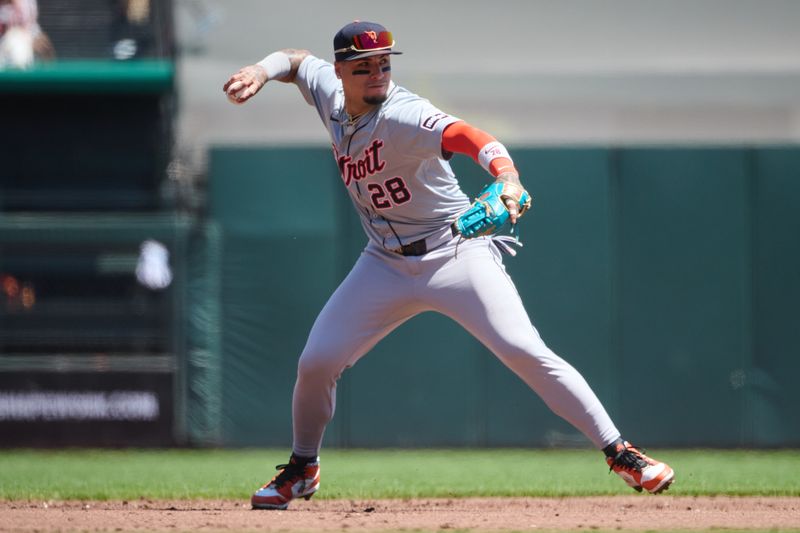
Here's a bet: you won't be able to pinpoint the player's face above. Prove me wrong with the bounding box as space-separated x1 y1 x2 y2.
336 54 392 111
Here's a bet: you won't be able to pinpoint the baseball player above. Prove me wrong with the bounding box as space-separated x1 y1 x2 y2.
223 20 675 510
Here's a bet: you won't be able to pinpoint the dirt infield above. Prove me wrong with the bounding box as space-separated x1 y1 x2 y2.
2 496 799 532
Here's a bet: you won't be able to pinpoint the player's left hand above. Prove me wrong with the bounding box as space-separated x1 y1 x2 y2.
454 179 532 239
494 172 532 225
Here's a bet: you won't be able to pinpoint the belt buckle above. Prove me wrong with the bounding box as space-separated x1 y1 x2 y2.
400 238 427 256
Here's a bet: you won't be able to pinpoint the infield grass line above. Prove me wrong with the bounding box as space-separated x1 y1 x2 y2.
0 448 798 500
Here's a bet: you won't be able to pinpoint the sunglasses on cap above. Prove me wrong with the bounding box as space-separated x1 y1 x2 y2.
335 30 395 54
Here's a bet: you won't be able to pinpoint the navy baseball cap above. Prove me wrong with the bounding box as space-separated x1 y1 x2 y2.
333 21 403 62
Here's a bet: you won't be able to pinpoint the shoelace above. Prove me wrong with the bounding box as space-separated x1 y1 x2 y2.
270 462 305 488
609 445 649 473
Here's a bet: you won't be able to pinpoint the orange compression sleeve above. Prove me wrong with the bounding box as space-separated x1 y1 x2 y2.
441 121 517 177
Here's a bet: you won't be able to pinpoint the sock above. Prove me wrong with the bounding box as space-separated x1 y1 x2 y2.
290 453 318 465
602 438 626 458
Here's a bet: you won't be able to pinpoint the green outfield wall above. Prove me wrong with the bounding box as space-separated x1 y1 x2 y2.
203 146 800 449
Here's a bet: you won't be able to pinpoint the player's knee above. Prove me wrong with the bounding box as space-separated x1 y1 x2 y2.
297 348 346 381
496 337 558 369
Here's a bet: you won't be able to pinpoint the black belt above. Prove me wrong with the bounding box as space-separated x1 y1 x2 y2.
398 224 459 256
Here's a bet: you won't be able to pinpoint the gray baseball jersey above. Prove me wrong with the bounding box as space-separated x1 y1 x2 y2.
296 55 471 252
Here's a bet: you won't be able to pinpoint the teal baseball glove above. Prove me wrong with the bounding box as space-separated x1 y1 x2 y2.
454 181 532 239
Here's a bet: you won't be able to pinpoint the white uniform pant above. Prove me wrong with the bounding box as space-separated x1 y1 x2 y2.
292 237 620 456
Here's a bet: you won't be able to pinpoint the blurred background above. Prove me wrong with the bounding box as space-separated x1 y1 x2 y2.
0 0 798 449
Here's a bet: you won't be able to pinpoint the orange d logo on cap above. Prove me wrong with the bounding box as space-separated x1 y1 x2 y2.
333 21 404 61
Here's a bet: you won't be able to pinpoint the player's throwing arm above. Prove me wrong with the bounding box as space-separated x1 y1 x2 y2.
223 49 309 104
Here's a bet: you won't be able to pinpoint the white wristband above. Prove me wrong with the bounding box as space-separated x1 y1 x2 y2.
478 141 513 173
257 51 292 81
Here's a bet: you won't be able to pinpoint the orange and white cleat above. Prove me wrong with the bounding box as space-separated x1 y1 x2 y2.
251 456 320 510
606 441 674 494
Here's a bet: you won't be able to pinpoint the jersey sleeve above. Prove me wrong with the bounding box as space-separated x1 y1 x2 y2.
387 97 460 161
294 55 340 124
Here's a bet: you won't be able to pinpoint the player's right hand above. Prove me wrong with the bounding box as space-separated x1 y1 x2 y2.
223 64 268 104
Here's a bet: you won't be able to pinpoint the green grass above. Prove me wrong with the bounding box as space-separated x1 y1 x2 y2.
0 448 798 501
